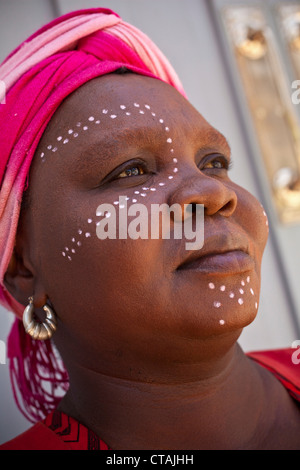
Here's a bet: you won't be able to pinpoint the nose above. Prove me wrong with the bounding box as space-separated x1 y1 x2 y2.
167 171 238 220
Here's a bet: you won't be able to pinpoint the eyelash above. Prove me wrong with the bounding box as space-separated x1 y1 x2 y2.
116 155 232 179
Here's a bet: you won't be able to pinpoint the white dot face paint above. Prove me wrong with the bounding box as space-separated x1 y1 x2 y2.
207 277 259 327
59 100 181 262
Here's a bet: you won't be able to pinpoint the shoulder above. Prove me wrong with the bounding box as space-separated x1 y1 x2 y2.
247 347 300 402
0 410 110 450
0 421 72 450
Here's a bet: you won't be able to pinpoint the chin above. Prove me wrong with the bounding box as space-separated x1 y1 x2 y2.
169 301 259 343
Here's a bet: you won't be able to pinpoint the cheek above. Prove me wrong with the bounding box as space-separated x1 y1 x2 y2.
235 187 269 257
203 188 269 327
55 103 180 264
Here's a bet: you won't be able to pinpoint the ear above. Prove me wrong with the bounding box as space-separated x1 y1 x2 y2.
3 248 46 308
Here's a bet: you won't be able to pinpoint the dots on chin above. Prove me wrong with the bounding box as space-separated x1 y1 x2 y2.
209 278 258 320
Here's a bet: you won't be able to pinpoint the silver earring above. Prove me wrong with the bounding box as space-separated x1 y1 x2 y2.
23 296 57 341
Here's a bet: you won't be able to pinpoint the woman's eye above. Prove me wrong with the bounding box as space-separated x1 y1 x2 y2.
117 164 145 179
202 156 231 171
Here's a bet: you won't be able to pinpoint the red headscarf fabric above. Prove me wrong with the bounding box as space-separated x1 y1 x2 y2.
0 7 186 422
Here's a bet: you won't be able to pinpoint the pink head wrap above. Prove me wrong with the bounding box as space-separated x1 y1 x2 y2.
0 7 186 422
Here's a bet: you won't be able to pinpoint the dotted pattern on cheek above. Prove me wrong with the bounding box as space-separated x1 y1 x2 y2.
207 203 267 322
57 103 179 261
208 276 258 326
262 207 269 227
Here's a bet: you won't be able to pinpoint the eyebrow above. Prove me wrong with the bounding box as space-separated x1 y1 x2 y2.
69 123 232 177
69 125 160 174
201 127 232 155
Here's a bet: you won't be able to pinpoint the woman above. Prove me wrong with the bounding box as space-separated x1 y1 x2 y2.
0 8 299 450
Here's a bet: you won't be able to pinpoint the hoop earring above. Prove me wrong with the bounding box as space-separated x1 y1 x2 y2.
23 296 57 341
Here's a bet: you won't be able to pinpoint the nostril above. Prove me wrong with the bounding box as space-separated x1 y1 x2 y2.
189 202 198 216
185 202 204 218
219 199 237 217
204 197 237 217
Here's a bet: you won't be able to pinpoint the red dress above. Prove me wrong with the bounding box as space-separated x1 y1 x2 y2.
1 348 299 450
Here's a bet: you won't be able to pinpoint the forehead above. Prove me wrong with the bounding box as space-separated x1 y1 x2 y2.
35 74 230 172
56 73 188 121
44 73 216 137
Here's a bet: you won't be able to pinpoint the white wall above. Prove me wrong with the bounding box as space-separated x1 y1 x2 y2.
0 0 299 445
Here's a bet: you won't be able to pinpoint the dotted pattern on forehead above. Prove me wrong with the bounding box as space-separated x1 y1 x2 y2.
59 103 178 261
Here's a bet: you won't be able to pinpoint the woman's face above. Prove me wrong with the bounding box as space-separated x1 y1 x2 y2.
22 74 268 375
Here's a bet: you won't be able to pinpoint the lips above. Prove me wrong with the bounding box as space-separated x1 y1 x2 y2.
177 232 254 275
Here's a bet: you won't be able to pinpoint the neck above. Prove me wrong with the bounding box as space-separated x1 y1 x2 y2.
58 343 274 450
